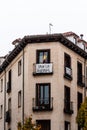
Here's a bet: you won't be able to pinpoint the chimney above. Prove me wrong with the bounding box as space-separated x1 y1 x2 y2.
80 34 83 39
12 38 21 47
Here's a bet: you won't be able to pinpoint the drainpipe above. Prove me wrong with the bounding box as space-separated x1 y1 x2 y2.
84 58 86 98
4 70 6 130
22 48 24 127
83 43 86 99
80 34 86 99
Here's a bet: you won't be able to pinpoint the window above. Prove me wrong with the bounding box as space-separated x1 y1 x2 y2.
86 66 87 85
64 121 70 130
18 91 21 107
64 86 70 111
64 53 72 79
64 86 70 102
6 98 11 123
0 105 3 119
7 70 12 93
77 61 84 86
77 92 82 110
18 60 22 76
36 49 50 63
64 53 71 68
64 86 73 114
36 83 50 107
74 37 77 44
36 120 50 130
86 66 87 79
8 98 11 110
0 79 3 92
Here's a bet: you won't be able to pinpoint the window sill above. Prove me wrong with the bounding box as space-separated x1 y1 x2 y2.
33 72 53 76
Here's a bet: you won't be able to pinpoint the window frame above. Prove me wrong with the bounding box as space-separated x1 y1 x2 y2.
36 83 51 107
77 92 83 110
77 61 84 87
36 49 50 63
64 53 72 80
18 90 21 108
0 78 3 92
18 60 22 76
64 53 71 69
0 105 3 119
64 121 71 130
8 98 11 111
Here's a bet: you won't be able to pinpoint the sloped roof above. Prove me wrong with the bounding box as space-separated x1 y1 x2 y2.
63 31 79 38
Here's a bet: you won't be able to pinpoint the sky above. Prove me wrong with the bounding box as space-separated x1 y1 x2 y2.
0 0 87 55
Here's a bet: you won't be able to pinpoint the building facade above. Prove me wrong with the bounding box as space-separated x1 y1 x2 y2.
0 32 87 130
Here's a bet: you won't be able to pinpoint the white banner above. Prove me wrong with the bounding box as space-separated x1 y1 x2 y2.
36 63 53 73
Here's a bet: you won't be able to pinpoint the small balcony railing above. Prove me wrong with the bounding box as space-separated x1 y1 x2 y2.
32 97 53 111
77 75 85 87
64 67 72 80
64 99 73 114
33 63 53 75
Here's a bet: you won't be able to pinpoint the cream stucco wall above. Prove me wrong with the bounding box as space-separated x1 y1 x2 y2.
0 41 86 130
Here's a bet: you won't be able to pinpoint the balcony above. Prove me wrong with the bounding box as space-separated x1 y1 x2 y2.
33 63 53 75
7 81 11 93
64 67 72 80
32 97 53 111
64 99 73 115
5 110 11 123
77 75 85 87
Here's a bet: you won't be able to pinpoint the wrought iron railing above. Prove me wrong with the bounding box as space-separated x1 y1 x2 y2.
32 97 53 111
64 99 73 114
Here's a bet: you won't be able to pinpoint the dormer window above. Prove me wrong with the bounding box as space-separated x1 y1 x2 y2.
74 37 77 44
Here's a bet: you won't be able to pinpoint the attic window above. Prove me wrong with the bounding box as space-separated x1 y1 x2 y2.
74 37 77 44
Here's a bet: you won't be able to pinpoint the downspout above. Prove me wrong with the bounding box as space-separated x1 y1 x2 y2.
83 43 86 99
4 70 6 130
22 48 24 126
84 57 86 98
80 34 86 99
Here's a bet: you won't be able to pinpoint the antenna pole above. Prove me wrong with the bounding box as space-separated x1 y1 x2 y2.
49 23 53 34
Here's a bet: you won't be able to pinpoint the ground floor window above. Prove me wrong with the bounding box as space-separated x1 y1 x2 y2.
36 120 51 130
65 121 70 130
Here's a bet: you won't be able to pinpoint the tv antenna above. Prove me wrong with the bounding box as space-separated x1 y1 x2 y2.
49 23 53 34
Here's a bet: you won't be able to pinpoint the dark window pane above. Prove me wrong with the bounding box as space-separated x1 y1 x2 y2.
37 50 50 63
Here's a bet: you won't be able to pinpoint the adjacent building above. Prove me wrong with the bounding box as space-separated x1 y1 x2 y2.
0 32 87 130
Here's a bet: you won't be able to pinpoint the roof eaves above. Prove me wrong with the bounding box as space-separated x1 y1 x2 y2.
0 33 87 74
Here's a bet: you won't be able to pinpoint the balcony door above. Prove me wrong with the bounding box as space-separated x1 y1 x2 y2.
77 92 82 110
77 61 82 83
36 83 50 108
64 86 70 111
36 49 50 63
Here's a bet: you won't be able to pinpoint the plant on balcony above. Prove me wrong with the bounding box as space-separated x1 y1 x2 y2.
17 115 41 130
76 97 87 130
